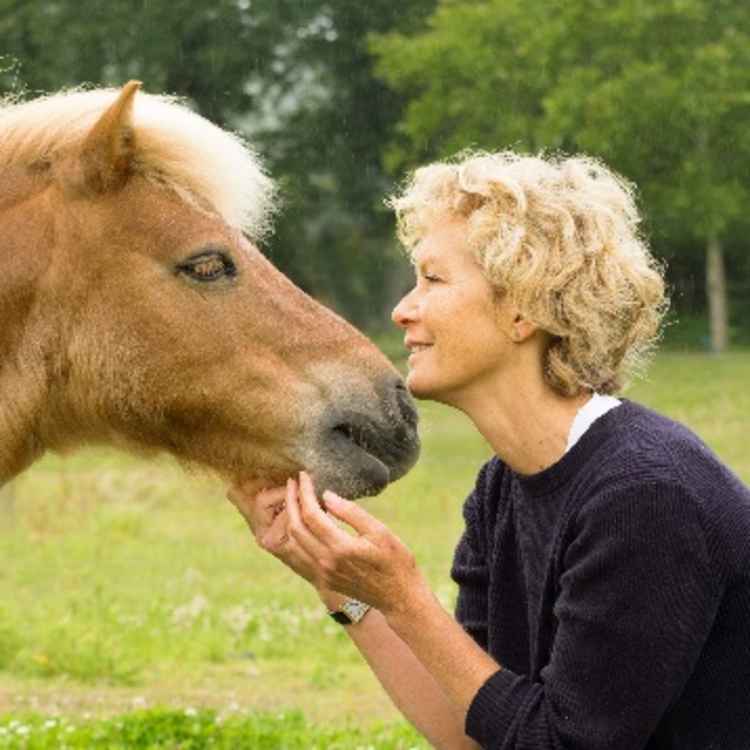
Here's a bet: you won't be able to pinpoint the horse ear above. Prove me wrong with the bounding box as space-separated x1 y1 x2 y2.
79 80 141 193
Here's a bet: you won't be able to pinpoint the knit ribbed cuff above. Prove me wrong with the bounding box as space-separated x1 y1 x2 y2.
466 668 530 747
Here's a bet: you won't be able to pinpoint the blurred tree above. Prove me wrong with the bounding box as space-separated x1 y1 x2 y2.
0 0 436 330
373 0 750 351
371 0 560 168
0 0 276 122
243 0 437 328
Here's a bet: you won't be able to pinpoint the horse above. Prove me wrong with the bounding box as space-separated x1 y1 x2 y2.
0 81 419 500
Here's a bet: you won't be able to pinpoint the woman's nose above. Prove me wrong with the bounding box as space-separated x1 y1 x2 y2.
391 289 417 329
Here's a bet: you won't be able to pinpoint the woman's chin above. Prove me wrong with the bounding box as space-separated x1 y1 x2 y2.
406 371 463 407
405 372 436 401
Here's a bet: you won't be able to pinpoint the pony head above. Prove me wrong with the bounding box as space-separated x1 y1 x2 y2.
0 82 419 497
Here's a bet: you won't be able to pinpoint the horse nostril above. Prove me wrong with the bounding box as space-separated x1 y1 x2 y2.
395 381 418 427
333 420 371 454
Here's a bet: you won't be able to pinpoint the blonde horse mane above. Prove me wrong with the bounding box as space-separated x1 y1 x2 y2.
0 86 277 239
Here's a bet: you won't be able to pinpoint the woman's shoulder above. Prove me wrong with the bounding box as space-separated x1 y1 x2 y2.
576 400 750 579
607 400 746 492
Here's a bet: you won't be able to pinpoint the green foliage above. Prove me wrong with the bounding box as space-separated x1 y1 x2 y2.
372 0 750 343
372 0 560 168
373 0 750 221
0 709 424 749
249 0 437 328
536 0 750 242
0 0 274 123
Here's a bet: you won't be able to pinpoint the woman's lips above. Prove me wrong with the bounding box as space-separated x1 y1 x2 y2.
407 343 432 363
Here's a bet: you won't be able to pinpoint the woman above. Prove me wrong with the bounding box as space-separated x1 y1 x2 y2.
228 152 750 750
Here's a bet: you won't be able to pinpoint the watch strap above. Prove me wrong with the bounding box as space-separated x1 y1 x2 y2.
329 609 354 625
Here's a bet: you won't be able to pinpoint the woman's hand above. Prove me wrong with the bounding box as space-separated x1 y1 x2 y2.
282 471 432 618
228 472 432 618
227 479 325 589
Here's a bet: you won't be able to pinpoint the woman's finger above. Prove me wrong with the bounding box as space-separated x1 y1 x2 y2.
227 484 283 513
260 511 325 586
297 471 351 545
321 490 389 538
227 484 286 536
284 478 330 560
261 511 291 549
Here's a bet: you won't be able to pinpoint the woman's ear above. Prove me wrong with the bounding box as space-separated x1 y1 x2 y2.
510 313 537 343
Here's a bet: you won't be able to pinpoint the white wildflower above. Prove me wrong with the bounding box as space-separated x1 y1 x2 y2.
183 567 205 586
222 605 253 635
171 594 209 627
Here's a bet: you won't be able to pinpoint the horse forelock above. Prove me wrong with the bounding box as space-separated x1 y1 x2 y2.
0 87 278 241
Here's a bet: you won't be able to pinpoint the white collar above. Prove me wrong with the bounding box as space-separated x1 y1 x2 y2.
565 393 621 453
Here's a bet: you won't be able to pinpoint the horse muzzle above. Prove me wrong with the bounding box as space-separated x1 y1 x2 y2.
312 376 420 499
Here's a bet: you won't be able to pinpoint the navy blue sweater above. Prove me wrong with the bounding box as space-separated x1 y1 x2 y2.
452 400 750 749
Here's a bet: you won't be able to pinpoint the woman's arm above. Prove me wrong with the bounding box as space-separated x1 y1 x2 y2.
228 476 484 749
327 594 480 750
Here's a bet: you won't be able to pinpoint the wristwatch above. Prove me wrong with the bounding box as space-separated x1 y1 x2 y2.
327 598 371 625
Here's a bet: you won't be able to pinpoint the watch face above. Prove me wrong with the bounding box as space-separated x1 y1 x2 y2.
328 599 371 625
341 600 370 623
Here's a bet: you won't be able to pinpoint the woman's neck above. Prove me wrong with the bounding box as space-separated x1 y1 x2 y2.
456 374 591 476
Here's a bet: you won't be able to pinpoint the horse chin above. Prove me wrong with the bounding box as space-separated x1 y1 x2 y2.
228 464 387 501
305 440 413 500
312 454 391 500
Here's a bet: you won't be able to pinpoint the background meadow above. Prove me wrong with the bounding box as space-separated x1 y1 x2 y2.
0 350 748 747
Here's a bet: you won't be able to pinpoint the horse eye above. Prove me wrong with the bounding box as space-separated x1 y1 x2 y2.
177 252 236 282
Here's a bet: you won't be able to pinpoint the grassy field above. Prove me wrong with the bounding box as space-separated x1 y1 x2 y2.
0 351 748 747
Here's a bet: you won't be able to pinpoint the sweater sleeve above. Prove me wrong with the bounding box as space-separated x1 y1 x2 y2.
451 461 495 652
465 482 723 750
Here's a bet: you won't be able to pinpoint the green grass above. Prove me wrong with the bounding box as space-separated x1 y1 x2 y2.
0 709 423 748
0 351 747 746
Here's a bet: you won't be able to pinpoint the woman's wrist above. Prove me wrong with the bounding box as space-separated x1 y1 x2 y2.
318 588 349 612
382 579 440 637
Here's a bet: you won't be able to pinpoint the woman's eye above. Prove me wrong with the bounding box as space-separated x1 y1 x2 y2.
178 252 236 282
423 274 441 283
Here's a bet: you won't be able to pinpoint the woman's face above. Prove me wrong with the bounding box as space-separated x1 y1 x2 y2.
392 216 515 406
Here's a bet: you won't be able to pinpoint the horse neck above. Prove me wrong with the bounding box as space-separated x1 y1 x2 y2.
0 170 58 484
0 327 47 487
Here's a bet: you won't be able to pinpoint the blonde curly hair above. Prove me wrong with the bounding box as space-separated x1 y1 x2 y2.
387 151 668 396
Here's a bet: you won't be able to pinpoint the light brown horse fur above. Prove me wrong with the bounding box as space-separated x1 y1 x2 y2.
0 82 419 497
